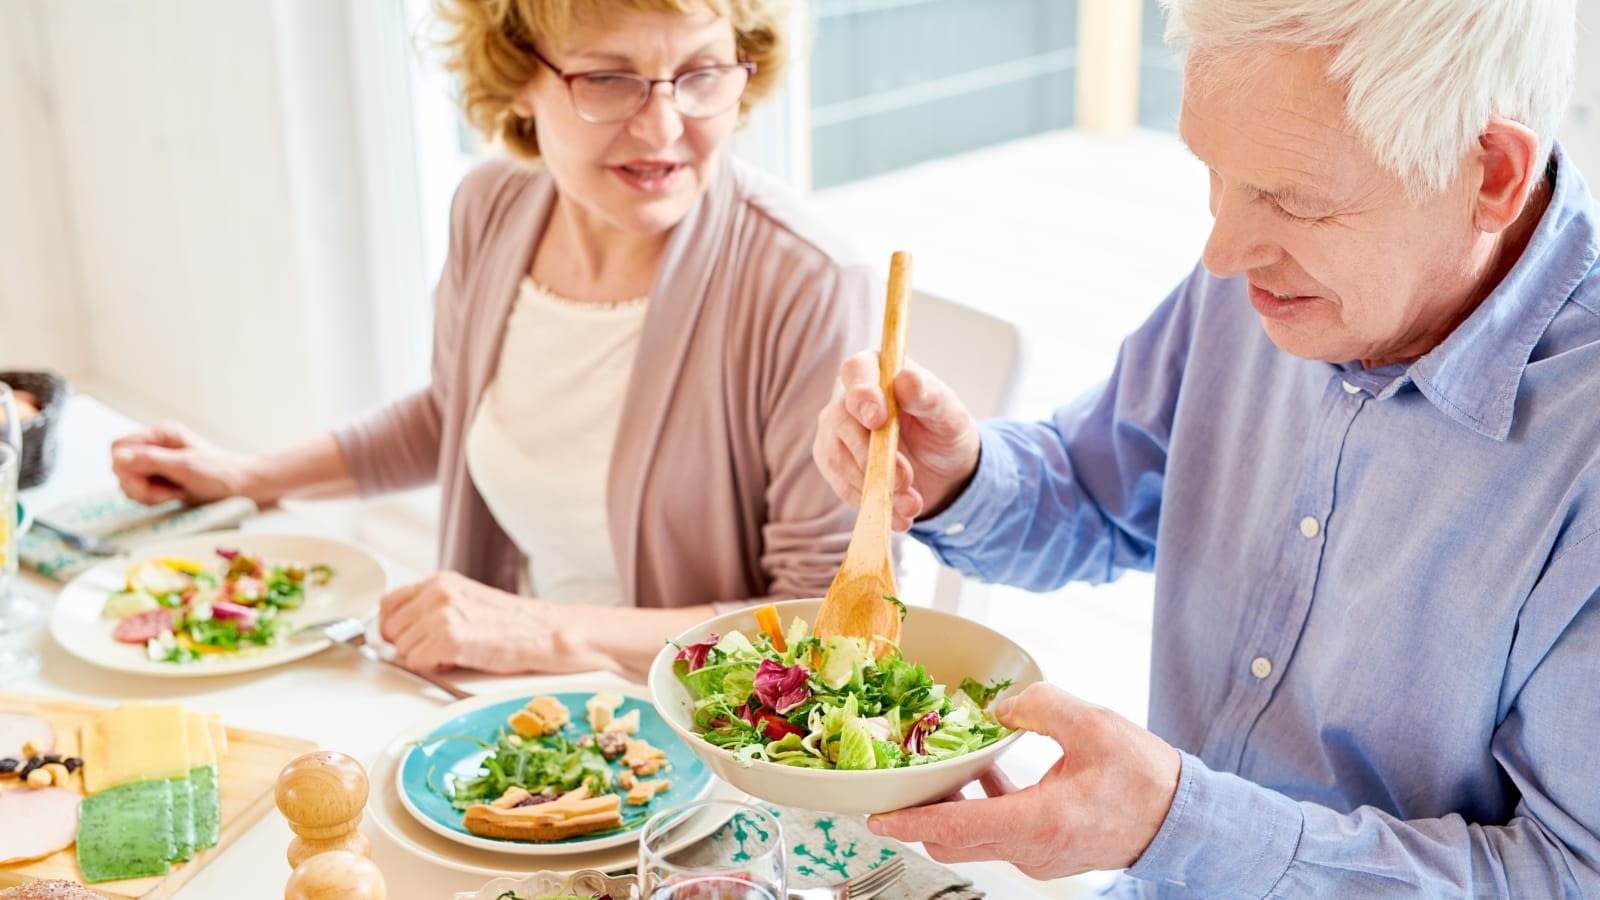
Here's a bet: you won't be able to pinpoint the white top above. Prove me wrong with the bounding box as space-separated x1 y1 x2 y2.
465 277 648 606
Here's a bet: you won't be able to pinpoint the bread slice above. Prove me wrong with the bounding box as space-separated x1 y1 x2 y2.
0 881 105 899
462 786 623 842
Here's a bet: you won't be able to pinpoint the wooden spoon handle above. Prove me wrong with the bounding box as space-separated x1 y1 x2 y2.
855 252 913 543
878 251 913 421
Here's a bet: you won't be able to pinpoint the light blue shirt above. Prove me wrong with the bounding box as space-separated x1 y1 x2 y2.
915 147 1600 897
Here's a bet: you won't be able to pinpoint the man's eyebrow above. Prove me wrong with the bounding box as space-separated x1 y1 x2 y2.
1255 183 1336 211
1176 118 1338 211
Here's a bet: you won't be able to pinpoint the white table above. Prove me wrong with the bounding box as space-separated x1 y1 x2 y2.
6 395 1069 899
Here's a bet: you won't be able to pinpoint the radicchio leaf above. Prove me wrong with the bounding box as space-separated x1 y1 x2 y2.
903 710 941 755
675 633 720 672
753 658 811 713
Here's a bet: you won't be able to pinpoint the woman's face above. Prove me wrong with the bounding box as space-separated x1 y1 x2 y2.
513 6 744 238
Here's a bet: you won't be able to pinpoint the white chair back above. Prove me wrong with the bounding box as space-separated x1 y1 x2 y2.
906 290 1024 614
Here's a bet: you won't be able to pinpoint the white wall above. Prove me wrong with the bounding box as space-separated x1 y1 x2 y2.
0 2 86 379
0 0 422 452
1562 0 1600 176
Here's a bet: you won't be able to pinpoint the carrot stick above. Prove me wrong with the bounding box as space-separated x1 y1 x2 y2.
754 605 786 652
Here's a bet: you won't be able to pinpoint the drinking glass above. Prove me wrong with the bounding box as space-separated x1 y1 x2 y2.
0 438 42 682
0 382 17 452
639 800 785 900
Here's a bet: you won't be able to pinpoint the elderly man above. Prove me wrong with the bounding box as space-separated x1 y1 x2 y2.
812 0 1598 895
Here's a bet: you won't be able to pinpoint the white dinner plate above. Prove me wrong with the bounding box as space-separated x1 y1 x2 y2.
393 682 716 855
369 691 746 877
50 530 388 677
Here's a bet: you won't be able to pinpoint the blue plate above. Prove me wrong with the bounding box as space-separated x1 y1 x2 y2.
396 687 713 855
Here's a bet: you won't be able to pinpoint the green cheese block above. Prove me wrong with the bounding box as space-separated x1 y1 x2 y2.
77 780 177 883
190 764 221 849
169 776 196 862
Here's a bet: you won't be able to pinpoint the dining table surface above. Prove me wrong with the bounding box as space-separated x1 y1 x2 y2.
2 393 1070 900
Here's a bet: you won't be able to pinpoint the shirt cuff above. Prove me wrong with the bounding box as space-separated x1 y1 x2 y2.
1127 751 1304 896
910 426 1019 555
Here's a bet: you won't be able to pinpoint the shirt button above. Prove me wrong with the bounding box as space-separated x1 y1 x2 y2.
943 522 966 536
1251 657 1273 679
1342 381 1362 395
1299 515 1321 538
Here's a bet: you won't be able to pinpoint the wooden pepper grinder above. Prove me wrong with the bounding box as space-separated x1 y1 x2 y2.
276 750 385 899
283 850 386 900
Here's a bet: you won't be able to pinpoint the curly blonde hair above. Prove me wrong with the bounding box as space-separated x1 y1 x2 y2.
432 0 789 160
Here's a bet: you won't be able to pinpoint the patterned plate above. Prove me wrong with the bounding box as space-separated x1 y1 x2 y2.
396 683 715 855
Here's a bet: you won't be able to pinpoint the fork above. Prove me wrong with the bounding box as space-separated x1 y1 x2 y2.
30 519 125 556
294 616 475 701
789 856 907 900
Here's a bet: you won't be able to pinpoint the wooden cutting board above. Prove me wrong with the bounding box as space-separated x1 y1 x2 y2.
0 692 316 899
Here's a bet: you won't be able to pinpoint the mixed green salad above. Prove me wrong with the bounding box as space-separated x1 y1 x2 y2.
441 731 613 812
673 605 1012 770
102 550 334 663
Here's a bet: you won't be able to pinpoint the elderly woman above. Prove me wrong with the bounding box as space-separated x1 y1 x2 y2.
111 0 872 680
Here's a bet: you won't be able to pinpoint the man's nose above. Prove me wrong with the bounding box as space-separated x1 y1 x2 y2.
1201 189 1278 278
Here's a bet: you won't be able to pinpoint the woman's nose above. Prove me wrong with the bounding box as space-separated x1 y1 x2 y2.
628 82 685 147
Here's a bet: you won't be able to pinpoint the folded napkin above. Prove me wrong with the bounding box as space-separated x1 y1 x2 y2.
680 803 983 899
19 488 258 581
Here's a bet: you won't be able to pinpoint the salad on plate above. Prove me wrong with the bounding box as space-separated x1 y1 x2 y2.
99 548 333 663
672 603 1012 770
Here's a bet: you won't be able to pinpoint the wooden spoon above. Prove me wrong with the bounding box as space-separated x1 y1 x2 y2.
814 250 913 656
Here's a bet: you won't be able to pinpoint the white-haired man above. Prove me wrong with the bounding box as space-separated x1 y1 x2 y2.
812 0 1599 895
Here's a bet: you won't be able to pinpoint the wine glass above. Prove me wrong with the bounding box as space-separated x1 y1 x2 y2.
0 383 42 682
639 800 785 900
0 443 42 683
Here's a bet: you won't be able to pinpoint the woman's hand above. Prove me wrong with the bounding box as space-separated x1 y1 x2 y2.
111 423 259 506
812 352 983 530
378 571 714 678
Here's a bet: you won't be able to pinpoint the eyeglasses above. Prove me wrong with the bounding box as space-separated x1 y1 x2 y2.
530 45 756 124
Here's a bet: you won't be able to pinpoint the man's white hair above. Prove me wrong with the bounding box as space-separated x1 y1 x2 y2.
1161 0 1576 195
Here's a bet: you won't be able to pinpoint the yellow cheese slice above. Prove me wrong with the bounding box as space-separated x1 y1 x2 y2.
80 722 108 793
183 712 215 767
84 703 192 792
205 713 228 758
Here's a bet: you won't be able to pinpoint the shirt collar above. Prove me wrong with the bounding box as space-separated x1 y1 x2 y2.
1349 143 1600 441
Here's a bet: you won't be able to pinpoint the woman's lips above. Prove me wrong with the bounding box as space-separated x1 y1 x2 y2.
1247 282 1320 321
611 161 685 193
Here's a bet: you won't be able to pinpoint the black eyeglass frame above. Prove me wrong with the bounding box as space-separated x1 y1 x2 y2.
529 44 757 124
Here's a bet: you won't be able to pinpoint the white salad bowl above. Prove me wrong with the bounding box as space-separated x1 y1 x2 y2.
647 597 1043 815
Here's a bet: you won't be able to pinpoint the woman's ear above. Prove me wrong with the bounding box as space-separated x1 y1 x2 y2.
1473 118 1543 234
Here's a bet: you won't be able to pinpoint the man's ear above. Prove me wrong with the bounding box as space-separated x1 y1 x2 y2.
1474 118 1543 234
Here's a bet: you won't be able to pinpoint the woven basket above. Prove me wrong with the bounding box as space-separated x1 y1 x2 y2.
1 370 71 488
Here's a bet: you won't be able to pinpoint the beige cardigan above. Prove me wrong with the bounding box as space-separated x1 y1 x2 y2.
333 156 875 608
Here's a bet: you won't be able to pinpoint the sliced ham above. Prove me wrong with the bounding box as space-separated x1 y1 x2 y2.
0 712 54 759
112 607 176 644
0 787 81 864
